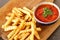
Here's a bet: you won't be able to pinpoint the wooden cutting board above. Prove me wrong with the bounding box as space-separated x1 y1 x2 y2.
0 0 60 40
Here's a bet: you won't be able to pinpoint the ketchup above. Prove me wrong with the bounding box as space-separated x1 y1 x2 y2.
35 4 59 22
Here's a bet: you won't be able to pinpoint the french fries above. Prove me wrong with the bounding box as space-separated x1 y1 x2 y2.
2 7 41 40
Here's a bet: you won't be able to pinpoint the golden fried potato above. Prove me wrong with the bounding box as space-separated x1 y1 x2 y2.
2 7 41 40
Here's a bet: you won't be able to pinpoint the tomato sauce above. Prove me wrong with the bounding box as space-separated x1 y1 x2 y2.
35 4 59 22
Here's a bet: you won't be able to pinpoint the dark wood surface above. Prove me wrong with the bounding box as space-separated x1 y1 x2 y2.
0 0 60 40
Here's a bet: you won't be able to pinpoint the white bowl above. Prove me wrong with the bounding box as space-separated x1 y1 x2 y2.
34 2 60 24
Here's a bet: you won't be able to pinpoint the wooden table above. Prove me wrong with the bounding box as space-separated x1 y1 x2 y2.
0 0 60 40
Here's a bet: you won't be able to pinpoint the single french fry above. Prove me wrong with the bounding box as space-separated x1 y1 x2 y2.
7 29 16 39
30 34 34 40
32 7 35 11
34 31 40 40
4 26 17 31
30 23 34 40
36 28 41 31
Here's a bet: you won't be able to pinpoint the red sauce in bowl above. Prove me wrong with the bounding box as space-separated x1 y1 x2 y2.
35 4 59 22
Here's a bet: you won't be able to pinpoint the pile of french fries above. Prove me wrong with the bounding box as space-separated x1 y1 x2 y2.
2 7 41 40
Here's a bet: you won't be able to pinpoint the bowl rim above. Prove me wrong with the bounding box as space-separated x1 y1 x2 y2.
33 2 60 24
